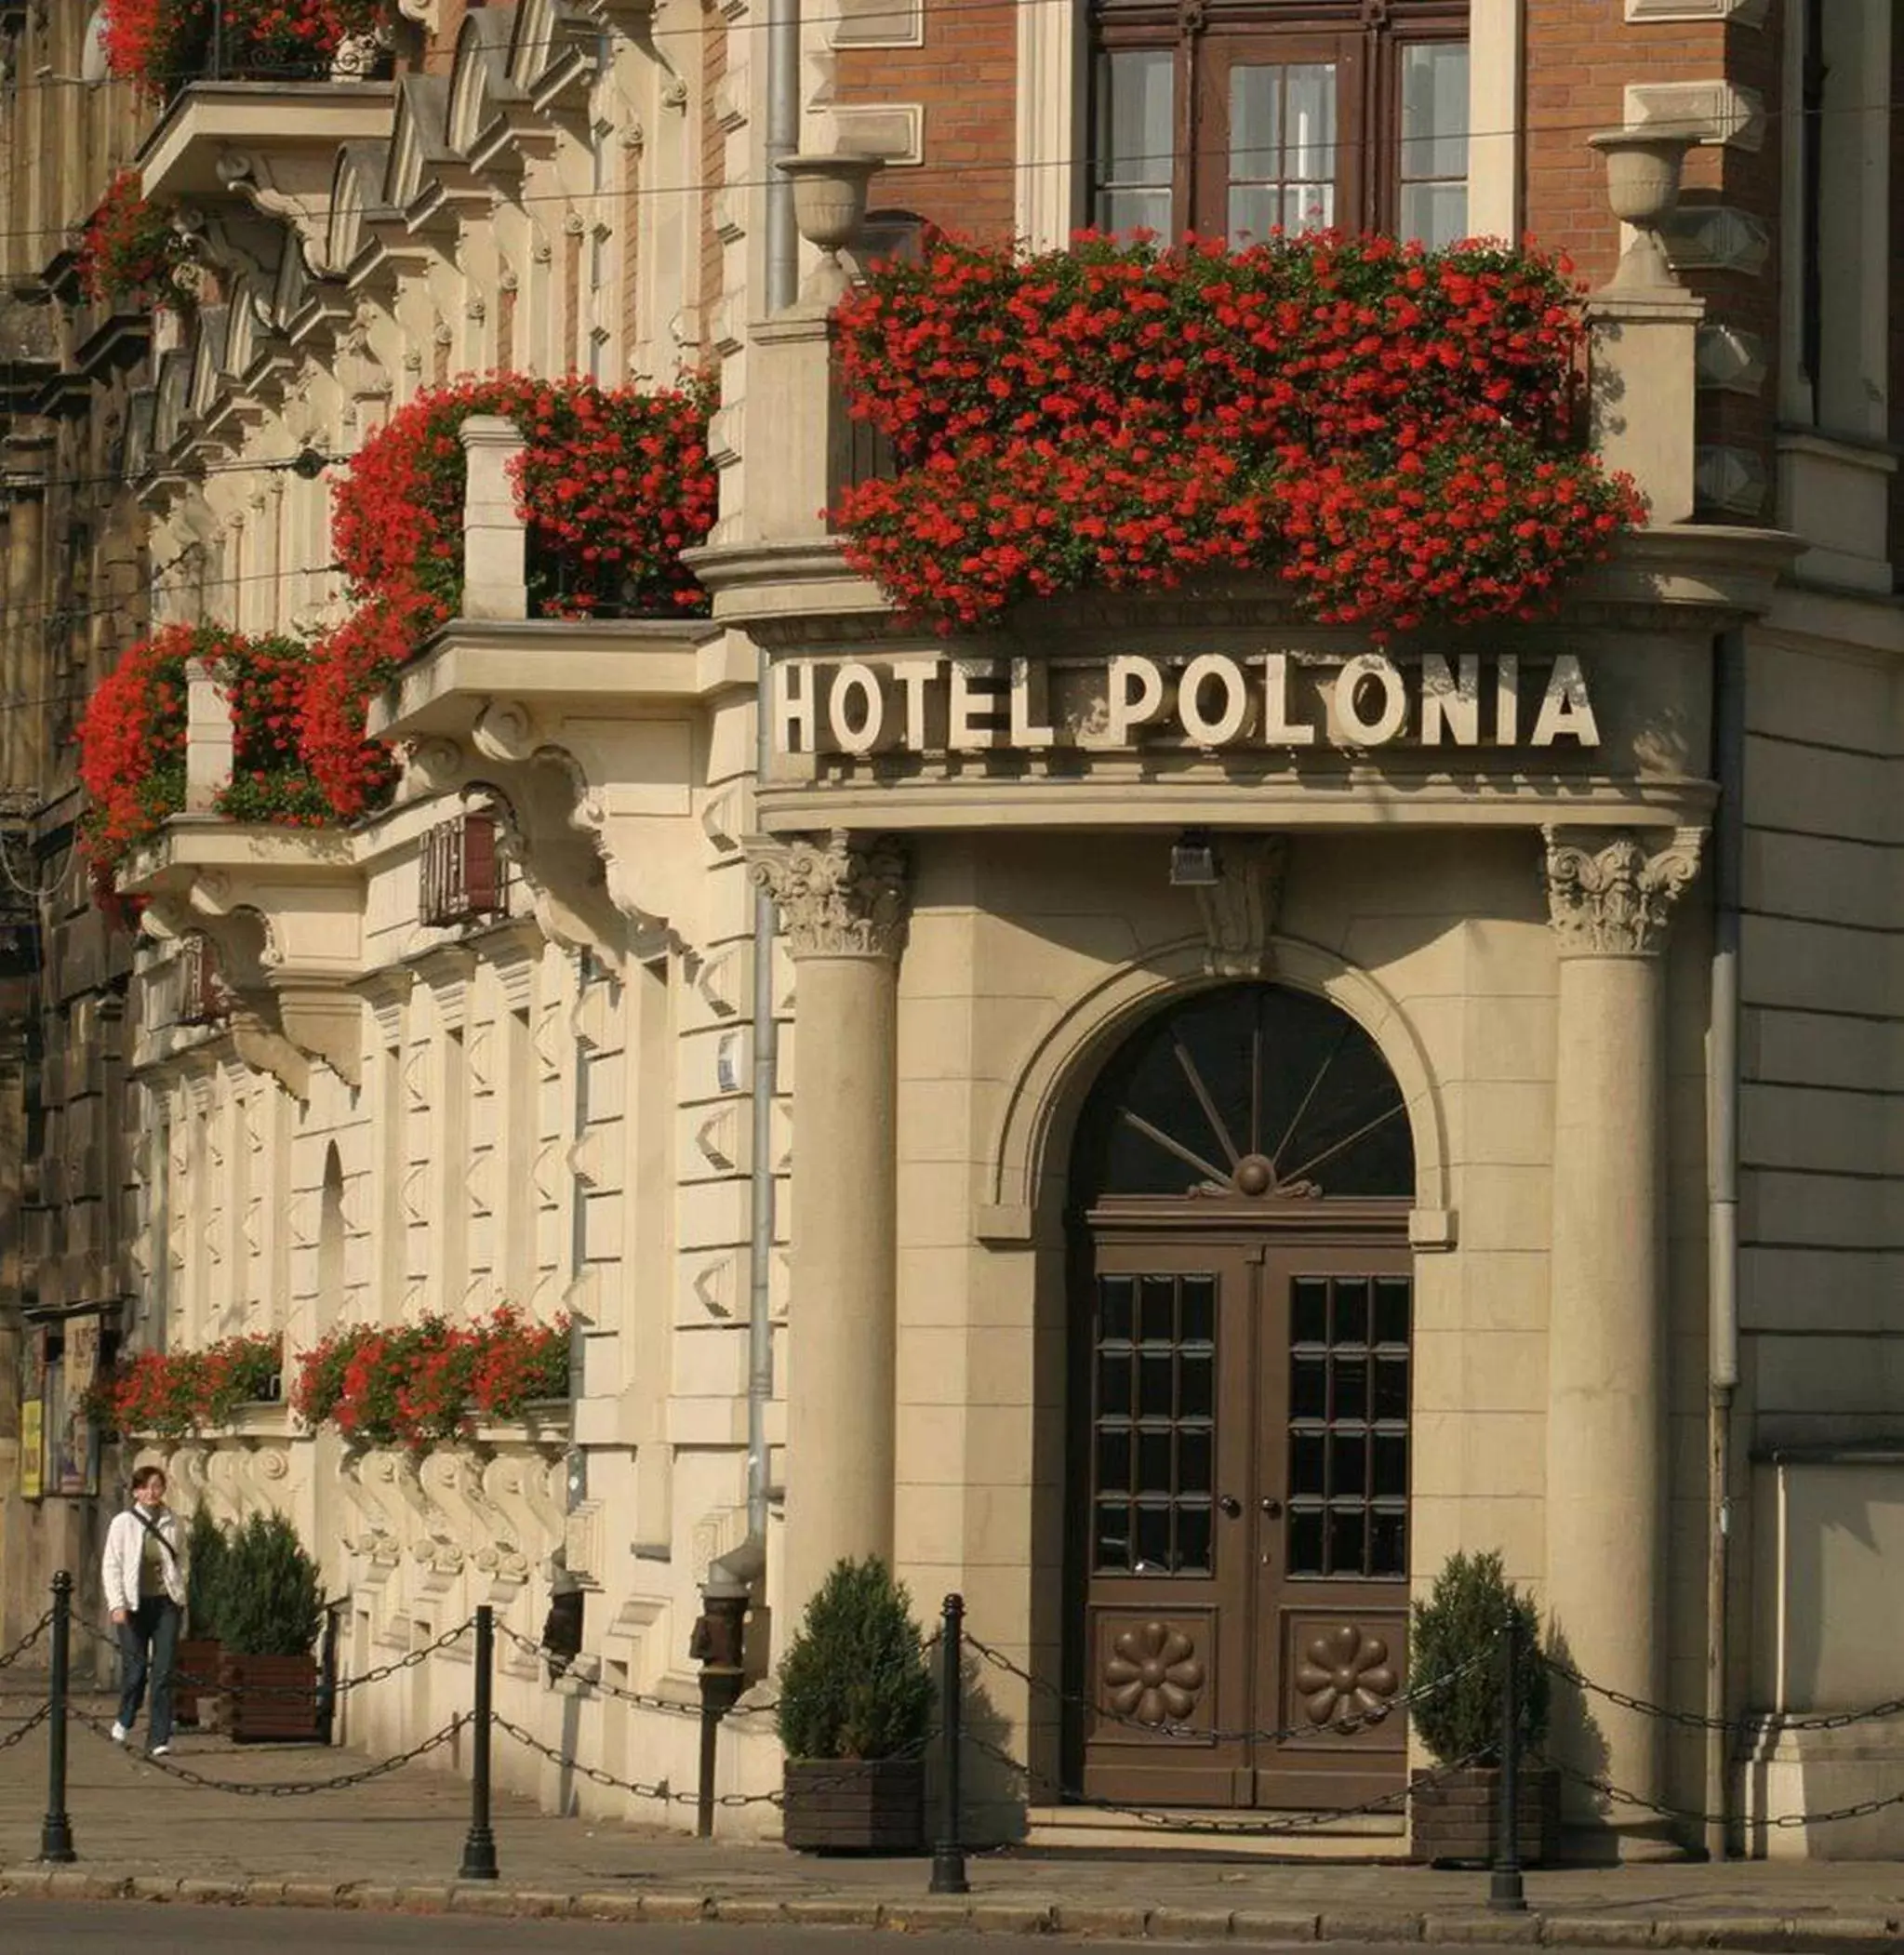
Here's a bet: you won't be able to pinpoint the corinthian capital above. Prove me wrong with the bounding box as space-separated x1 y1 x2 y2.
1542 825 1705 958
752 830 910 960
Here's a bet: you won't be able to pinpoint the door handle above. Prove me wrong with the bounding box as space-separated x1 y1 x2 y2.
1218 1495 1242 1518
1260 1497 1284 1519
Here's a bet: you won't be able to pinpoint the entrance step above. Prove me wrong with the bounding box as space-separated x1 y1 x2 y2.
1023 1804 1409 1859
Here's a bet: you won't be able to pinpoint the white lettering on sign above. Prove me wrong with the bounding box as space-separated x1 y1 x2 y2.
772 652 1602 757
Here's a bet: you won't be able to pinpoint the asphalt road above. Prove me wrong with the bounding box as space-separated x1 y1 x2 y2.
0 1905 1768 1955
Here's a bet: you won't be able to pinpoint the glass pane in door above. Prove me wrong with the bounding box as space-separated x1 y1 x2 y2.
1398 42 1469 247
1094 48 1175 237
1229 63 1337 243
1090 1269 1218 1575
1285 1273 1412 1577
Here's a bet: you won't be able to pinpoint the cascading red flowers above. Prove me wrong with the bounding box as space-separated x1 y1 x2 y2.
101 0 384 99
830 231 1646 635
76 170 191 309
89 1333 283 1438
75 621 334 870
290 1306 569 1450
301 372 715 813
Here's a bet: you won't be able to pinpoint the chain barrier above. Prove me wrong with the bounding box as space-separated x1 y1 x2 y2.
492 1712 784 1807
966 1730 1483 1837
74 1611 473 1697
1532 1749 1904 1831
73 1703 469 1796
0 1702 50 1752
965 1629 1496 1746
0 1611 52 1670
1537 1651 1904 1738
493 1620 779 1722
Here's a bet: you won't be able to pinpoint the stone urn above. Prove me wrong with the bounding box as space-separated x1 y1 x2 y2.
1586 127 1698 288
778 152 885 301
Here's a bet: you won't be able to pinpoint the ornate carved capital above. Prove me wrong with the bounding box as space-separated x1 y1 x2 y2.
752 830 910 960
1542 825 1705 958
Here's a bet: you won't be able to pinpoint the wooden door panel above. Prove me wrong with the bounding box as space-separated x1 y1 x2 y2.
1078 1243 1253 1805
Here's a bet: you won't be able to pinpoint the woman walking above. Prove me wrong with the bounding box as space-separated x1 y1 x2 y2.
101 1465 187 1756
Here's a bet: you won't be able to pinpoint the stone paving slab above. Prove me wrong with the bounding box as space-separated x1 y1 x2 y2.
3 1693 1904 1947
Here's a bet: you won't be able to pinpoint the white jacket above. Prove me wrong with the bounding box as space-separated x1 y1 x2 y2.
102 1507 187 1615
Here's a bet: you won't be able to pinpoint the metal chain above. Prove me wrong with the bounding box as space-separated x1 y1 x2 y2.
74 1705 469 1795
493 1621 780 1722
491 1712 785 1807
0 1612 52 1669
965 1631 1494 1746
967 1732 1480 1837
1538 1652 1904 1738
0 1702 50 1751
74 1614 473 1698
1532 1749 1904 1831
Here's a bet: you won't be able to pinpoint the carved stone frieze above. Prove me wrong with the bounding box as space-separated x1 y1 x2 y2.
752 830 909 960
1542 826 1705 958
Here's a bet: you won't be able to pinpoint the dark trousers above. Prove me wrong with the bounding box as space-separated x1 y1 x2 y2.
117 1596 180 1746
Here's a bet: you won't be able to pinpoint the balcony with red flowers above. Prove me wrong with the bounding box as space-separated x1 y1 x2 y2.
690 147 1797 847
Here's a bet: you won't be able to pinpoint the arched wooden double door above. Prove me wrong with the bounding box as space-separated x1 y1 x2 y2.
1066 983 1416 1811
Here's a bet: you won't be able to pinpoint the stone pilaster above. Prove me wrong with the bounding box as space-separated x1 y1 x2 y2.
1541 825 1703 1841
752 831 909 1624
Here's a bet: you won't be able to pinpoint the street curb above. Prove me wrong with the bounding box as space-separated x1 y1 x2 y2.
1 1869 1900 1948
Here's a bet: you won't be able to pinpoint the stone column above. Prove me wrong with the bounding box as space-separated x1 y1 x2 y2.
754 830 910 1624
1542 825 1703 1840
1540 820 1704 1829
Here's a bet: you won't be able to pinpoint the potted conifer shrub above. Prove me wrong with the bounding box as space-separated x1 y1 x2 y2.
217 1512 326 1743
777 1557 935 1853
175 1506 229 1729
1408 1549 1560 1867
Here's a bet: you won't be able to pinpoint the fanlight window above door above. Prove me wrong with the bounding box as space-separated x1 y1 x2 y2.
1076 984 1413 1203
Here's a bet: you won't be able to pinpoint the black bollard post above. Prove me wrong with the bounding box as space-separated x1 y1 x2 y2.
928 1592 968 1896
458 1606 498 1882
316 1601 342 1747
39 1572 74 1863
1488 1615 1526 1913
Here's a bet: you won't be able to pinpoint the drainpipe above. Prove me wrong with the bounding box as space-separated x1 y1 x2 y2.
567 947 596 1514
737 0 800 1565
1704 628 1745 1861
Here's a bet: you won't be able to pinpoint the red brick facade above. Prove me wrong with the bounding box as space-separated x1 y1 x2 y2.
834 6 1019 242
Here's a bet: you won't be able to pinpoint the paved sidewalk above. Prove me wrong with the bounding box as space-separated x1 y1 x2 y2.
3 1692 1904 1948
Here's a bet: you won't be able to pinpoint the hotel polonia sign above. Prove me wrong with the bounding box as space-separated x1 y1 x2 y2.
773 652 1598 758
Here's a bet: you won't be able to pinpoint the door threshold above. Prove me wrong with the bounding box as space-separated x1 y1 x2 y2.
1023 1804 1408 1859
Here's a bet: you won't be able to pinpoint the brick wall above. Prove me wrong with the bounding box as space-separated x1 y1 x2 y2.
1525 0 1782 516
834 5 1018 241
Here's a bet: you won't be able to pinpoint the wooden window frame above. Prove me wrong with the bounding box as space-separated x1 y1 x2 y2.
1089 0 1469 243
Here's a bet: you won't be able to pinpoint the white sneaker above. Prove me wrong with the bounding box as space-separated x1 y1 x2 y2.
110 1722 128 1744
150 1744 170 1758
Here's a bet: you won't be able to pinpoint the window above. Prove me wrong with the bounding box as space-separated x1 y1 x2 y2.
1089 2 1469 248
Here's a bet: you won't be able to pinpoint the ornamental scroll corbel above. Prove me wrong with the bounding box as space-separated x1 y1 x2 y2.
1196 836 1286 978
1541 825 1705 958
751 830 910 960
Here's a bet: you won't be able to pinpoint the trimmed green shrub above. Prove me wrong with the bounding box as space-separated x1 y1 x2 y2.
1409 1549 1550 1767
776 1557 934 1762
185 1505 231 1642
220 1511 324 1657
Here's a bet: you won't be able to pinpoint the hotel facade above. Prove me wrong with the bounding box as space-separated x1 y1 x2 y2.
1 0 1902 1860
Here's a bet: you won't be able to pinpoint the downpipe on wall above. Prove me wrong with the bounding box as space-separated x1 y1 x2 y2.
567 946 597 1514
1704 628 1745 1861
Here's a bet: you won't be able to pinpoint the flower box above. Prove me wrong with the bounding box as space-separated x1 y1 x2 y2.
1409 1764 1562 1868
173 1636 221 1728
782 1758 925 1855
220 1650 323 1744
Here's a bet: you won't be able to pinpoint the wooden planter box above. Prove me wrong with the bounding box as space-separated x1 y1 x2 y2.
782 1758 925 1854
1410 1765 1562 1868
219 1652 323 1744
173 1638 220 1727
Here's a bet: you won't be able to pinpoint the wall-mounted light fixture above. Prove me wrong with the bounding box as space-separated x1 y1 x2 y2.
1169 830 1220 887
